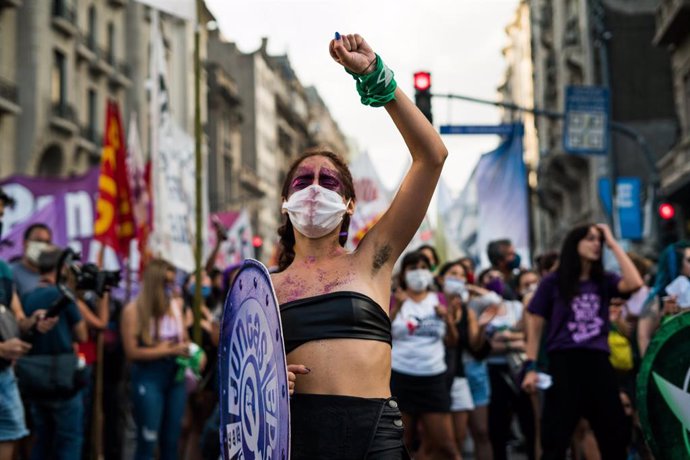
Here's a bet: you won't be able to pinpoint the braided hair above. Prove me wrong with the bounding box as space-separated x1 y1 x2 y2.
277 148 356 272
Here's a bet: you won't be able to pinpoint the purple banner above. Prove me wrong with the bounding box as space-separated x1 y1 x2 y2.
0 169 100 263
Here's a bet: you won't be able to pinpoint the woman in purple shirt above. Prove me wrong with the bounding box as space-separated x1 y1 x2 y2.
521 223 642 460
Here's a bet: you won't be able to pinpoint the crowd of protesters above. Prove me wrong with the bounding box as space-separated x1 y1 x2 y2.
388 228 689 460
2 190 690 460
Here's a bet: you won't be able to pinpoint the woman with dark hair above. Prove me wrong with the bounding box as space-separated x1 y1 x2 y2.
272 33 447 459
437 260 496 458
418 244 441 273
389 252 459 459
522 224 643 460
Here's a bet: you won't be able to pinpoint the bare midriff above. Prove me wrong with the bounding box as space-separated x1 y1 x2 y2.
286 338 392 398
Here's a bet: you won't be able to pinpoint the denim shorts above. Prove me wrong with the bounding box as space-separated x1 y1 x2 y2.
463 360 491 407
0 367 29 442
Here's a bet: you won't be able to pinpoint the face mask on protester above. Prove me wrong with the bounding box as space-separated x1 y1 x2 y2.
282 185 350 239
444 277 469 303
520 282 538 298
405 269 433 292
188 284 212 299
26 241 49 264
508 254 521 271
485 277 505 297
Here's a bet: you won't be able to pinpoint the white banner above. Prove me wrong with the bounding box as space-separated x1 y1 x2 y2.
208 209 255 269
134 0 195 22
347 152 392 249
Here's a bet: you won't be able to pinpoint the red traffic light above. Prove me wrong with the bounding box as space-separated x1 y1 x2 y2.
252 235 263 248
658 203 675 220
414 71 431 91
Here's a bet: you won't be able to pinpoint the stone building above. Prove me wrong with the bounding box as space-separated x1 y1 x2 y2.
206 29 243 214
305 86 351 160
654 0 690 239
528 0 677 253
7 0 131 177
221 37 352 260
0 1 22 177
498 0 540 254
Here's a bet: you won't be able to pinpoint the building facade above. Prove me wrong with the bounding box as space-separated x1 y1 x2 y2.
527 0 678 254
9 0 131 177
1 1 351 265
654 0 690 240
499 0 541 255
0 1 22 177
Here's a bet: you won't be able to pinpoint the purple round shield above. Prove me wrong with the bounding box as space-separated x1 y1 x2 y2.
219 259 290 460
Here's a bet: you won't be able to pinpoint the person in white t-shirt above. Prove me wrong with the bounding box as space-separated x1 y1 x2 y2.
390 251 461 459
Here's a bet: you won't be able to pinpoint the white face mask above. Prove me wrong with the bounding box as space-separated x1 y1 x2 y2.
282 185 349 239
405 269 434 292
444 277 469 303
26 241 49 264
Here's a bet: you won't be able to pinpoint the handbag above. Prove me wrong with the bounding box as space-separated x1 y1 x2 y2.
15 352 86 398
608 328 634 371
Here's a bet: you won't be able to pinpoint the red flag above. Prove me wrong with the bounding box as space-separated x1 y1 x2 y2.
94 100 135 257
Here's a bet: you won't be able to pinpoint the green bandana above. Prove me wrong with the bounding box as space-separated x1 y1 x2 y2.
346 54 397 107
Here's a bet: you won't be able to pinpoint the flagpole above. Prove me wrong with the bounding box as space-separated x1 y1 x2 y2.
192 0 203 345
92 244 106 460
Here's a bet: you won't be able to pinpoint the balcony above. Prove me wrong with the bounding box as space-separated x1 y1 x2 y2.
108 61 131 88
51 3 77 37
75 34 97 62
654 0 690 46
658 134 690 195
0 77 20 115
50 102 78 135
87 46 112 76
77 125 102 155
0 0 22 9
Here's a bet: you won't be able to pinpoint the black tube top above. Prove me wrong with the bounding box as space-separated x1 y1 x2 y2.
279 291 392 354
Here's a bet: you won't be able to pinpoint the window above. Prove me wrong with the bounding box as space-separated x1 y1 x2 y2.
88 6 97 49
51 51 66 106
224 156 233 204
680 70 690 135
107 22 115 64
87 89 97 140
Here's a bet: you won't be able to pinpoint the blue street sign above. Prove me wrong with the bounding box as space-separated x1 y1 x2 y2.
440 124 524 136
598 177 643 240
564 86 609 155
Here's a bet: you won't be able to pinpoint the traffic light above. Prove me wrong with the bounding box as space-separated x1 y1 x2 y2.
252 235 263 249
658 202 680 248
414 71 433 123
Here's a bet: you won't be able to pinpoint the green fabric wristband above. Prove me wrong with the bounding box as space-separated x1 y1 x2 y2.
345 54 397 107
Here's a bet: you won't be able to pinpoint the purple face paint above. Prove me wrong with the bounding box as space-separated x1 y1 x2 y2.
288 166 343 195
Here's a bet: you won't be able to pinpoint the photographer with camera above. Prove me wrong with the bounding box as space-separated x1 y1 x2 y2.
0 189 59 460
73 262 117 460
17 247 88 460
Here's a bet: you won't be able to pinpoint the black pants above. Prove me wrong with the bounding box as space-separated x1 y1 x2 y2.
290 394 409 459
541 349 630 460
487 363 536 460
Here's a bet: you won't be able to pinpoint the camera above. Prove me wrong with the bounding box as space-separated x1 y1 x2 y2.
74 263 121 297
55 248 121 297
